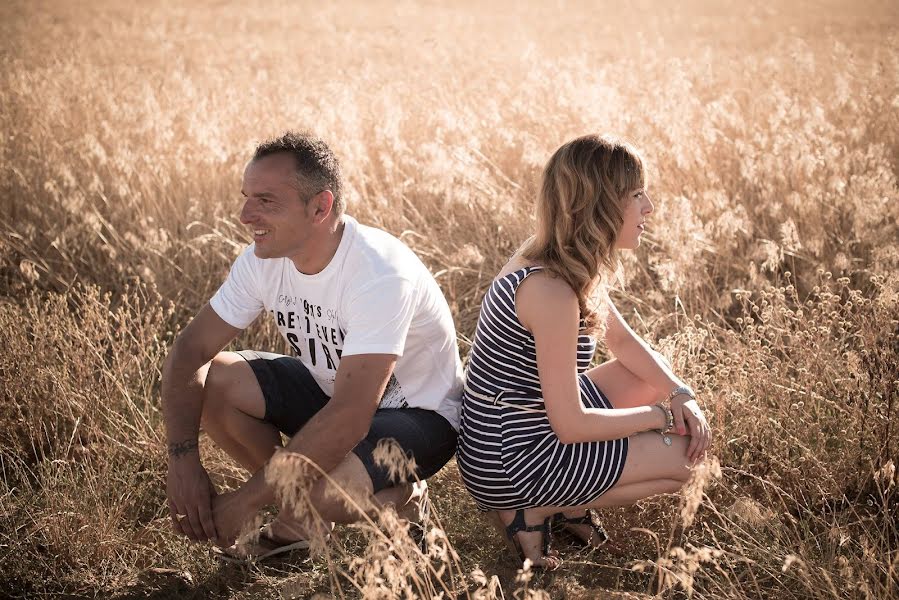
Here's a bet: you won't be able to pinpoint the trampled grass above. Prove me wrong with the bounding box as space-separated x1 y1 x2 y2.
1 0 897 597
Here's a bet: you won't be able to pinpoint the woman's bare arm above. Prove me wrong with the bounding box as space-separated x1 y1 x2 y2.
516 273 666 444
604 297 712 461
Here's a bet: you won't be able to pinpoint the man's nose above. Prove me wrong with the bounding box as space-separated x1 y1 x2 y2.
644 195 655 214
239 201 255 224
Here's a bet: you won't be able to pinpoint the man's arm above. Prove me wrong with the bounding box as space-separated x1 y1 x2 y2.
162 303 242 542
214 353 396 540
282 352 396 472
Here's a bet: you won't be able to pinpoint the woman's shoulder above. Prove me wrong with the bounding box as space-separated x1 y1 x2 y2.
491 257 573 295
516 268 577 303
494 256 535 281
513 276 579 340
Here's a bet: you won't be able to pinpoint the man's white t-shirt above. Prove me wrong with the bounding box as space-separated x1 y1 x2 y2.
209 215 464 430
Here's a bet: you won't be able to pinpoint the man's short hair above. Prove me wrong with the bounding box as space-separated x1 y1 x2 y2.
252 131 344 215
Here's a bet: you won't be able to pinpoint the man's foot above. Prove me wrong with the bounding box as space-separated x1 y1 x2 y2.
267 512 332 546
214 513 331 563
213 526 311 563
395 481 429 552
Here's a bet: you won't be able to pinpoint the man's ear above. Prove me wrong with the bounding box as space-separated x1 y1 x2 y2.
309 190 335 223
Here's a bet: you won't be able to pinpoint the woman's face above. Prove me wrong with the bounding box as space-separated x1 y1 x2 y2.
615 187 654 250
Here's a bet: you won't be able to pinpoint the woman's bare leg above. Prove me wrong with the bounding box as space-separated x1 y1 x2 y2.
487 435 692 562
493 508 560 569
560 357 685 543
523 432 695 529
498 357 693 556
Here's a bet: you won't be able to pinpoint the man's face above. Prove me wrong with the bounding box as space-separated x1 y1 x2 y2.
239 153 313 260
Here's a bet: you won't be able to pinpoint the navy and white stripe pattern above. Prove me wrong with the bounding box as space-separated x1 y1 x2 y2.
457 266 628 511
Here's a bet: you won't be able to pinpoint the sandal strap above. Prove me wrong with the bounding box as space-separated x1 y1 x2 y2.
506 508 553 556
541 516 554 557
551 509 609 543
551 509 603 528
552 512 591 526
505 508 546 537
501 510 559 568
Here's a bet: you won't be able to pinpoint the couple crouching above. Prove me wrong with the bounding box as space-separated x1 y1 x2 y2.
162 131 711 567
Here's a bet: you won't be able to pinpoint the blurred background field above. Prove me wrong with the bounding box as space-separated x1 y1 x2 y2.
1 0 897 597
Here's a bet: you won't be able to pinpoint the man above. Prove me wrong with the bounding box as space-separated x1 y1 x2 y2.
162 131 463 557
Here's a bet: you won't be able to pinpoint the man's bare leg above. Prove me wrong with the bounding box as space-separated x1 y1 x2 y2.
201 352 425 543
267 452 425 541
200 352 282 471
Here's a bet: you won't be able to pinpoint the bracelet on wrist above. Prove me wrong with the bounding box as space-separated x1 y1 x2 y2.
654 403 675 447
665 385 695 404
655 403 674 435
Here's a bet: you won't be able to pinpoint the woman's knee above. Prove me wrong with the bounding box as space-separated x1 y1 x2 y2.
587 360 660 408
620 432 694 486
663 435 696 483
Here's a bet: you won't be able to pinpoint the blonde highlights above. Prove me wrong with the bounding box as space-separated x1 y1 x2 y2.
522 135 645 332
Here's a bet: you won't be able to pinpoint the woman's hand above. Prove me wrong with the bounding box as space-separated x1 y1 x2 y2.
671 395 711 463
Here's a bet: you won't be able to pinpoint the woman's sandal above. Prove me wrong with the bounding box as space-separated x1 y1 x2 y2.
551 509 609 548
497 509 561 570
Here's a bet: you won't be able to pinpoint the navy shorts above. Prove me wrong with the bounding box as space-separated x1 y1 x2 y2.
236 350 457 493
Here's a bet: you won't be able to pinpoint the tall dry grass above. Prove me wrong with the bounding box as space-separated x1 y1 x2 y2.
1 0 897 597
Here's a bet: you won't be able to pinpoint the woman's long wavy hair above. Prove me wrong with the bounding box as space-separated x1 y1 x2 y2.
521 135 645 333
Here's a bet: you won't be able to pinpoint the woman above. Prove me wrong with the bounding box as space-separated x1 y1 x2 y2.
456 134 712 568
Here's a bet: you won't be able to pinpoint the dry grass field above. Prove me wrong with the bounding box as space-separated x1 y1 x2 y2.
1 0 898 597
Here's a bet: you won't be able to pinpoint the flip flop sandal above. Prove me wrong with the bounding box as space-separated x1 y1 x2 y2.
551 509 609 548
407 493 431 553
213 527 311 563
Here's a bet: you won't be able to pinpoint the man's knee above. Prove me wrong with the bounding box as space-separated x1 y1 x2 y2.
205 351 245 393
200 351 263 425
303 453 377 522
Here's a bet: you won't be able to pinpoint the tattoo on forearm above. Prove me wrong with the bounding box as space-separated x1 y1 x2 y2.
168 439 199 458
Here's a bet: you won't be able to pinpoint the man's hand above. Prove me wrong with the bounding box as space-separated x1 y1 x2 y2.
161 305 243 542
166 449 219 543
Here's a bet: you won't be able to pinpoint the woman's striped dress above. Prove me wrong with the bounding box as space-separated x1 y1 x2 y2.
457 266 628 511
